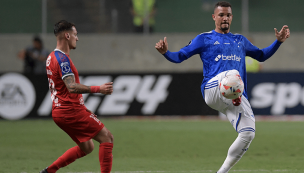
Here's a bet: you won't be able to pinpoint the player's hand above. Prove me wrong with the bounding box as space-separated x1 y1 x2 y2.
155 37 168 54
100 82 113 95
274 25 290 43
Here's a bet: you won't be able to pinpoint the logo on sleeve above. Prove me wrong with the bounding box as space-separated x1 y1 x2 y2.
59 53 67 62
61 62 71 74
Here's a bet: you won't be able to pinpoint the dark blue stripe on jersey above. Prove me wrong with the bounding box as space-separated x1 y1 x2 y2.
54 51 73 77
235 113 241 132
205 83 218 88
205 80 218 89
206 80 218 86
205 84 218 89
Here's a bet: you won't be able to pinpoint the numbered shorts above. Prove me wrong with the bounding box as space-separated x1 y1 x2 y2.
52 109 104 144
204 70 255 133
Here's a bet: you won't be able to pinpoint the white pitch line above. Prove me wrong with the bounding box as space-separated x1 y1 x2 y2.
112 170 292 173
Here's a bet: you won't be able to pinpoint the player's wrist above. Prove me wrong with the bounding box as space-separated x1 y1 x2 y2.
163 50 169 55
90 86 100 93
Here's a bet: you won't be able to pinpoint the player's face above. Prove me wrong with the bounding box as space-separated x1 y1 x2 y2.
212 6 233 33
68 26 78 49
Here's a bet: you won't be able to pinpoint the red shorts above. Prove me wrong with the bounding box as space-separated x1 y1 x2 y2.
52 109 104 144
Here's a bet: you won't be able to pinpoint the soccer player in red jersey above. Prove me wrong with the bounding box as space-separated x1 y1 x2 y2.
40 20 114 173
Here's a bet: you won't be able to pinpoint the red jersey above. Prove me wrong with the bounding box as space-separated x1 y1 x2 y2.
46 49 86 117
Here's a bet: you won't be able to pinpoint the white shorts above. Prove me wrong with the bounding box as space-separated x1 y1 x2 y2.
204 70 255 133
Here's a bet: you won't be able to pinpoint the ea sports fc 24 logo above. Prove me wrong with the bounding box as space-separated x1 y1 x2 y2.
215 54 241 62
38 75 172 116
0 73 36 120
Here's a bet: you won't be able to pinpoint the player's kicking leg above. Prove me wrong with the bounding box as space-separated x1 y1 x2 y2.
204 70 255 173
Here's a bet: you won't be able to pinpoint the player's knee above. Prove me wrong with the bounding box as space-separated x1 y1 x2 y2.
239 131 255 143
95 128 114 143
84 145 94 154
80 143 94 154
109 133 114 143
105 130 114 143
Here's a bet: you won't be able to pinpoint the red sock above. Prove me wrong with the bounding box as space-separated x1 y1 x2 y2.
99 142 113 173
47 146 86 173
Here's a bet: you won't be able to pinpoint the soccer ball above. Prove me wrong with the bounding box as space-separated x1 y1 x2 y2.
219 74 244 99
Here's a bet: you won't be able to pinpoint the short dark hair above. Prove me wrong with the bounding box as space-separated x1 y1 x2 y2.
33 35 42 44
54 20 75 36
214 1 232 11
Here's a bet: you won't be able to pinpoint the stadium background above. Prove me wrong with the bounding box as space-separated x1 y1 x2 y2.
1 0 304 173
1 0 304 119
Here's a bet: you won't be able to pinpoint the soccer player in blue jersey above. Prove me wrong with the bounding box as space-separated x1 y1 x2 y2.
155 1 290 173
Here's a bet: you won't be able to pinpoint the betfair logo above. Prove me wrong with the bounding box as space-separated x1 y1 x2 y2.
215 54 241 62
215 55 221 61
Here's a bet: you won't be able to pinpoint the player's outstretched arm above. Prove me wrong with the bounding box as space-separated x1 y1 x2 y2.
63 75 113 95
154 37 188 63
274 25 290 43
155 37 168 54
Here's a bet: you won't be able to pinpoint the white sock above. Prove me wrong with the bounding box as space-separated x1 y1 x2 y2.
217 131 255 173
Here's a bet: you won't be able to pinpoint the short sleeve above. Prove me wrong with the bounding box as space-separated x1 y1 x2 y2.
54 51 74 79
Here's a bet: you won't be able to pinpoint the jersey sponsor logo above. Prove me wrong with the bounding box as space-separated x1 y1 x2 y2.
215 55 221 61
0 73 36 120
250 82 304 115
215 54 241 62
37 75 172 116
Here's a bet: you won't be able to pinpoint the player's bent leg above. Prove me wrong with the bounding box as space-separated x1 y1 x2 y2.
204 75 229 112
93 127 114 143
204 69 242 112
217 131 255 173
93 127 114 173
217 97 255 173
46 145 87 173
78 139 95 154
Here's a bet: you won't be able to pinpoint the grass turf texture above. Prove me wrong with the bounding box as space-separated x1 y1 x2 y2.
1 119 304 173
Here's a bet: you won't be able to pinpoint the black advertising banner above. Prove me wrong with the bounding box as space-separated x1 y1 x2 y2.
0 72 216 120
2 72 304 120
247 73 304 115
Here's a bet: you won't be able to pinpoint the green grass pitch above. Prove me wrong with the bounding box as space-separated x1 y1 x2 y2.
1 118 304 173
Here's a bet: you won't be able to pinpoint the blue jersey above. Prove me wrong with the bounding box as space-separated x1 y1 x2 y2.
163 30 282 99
